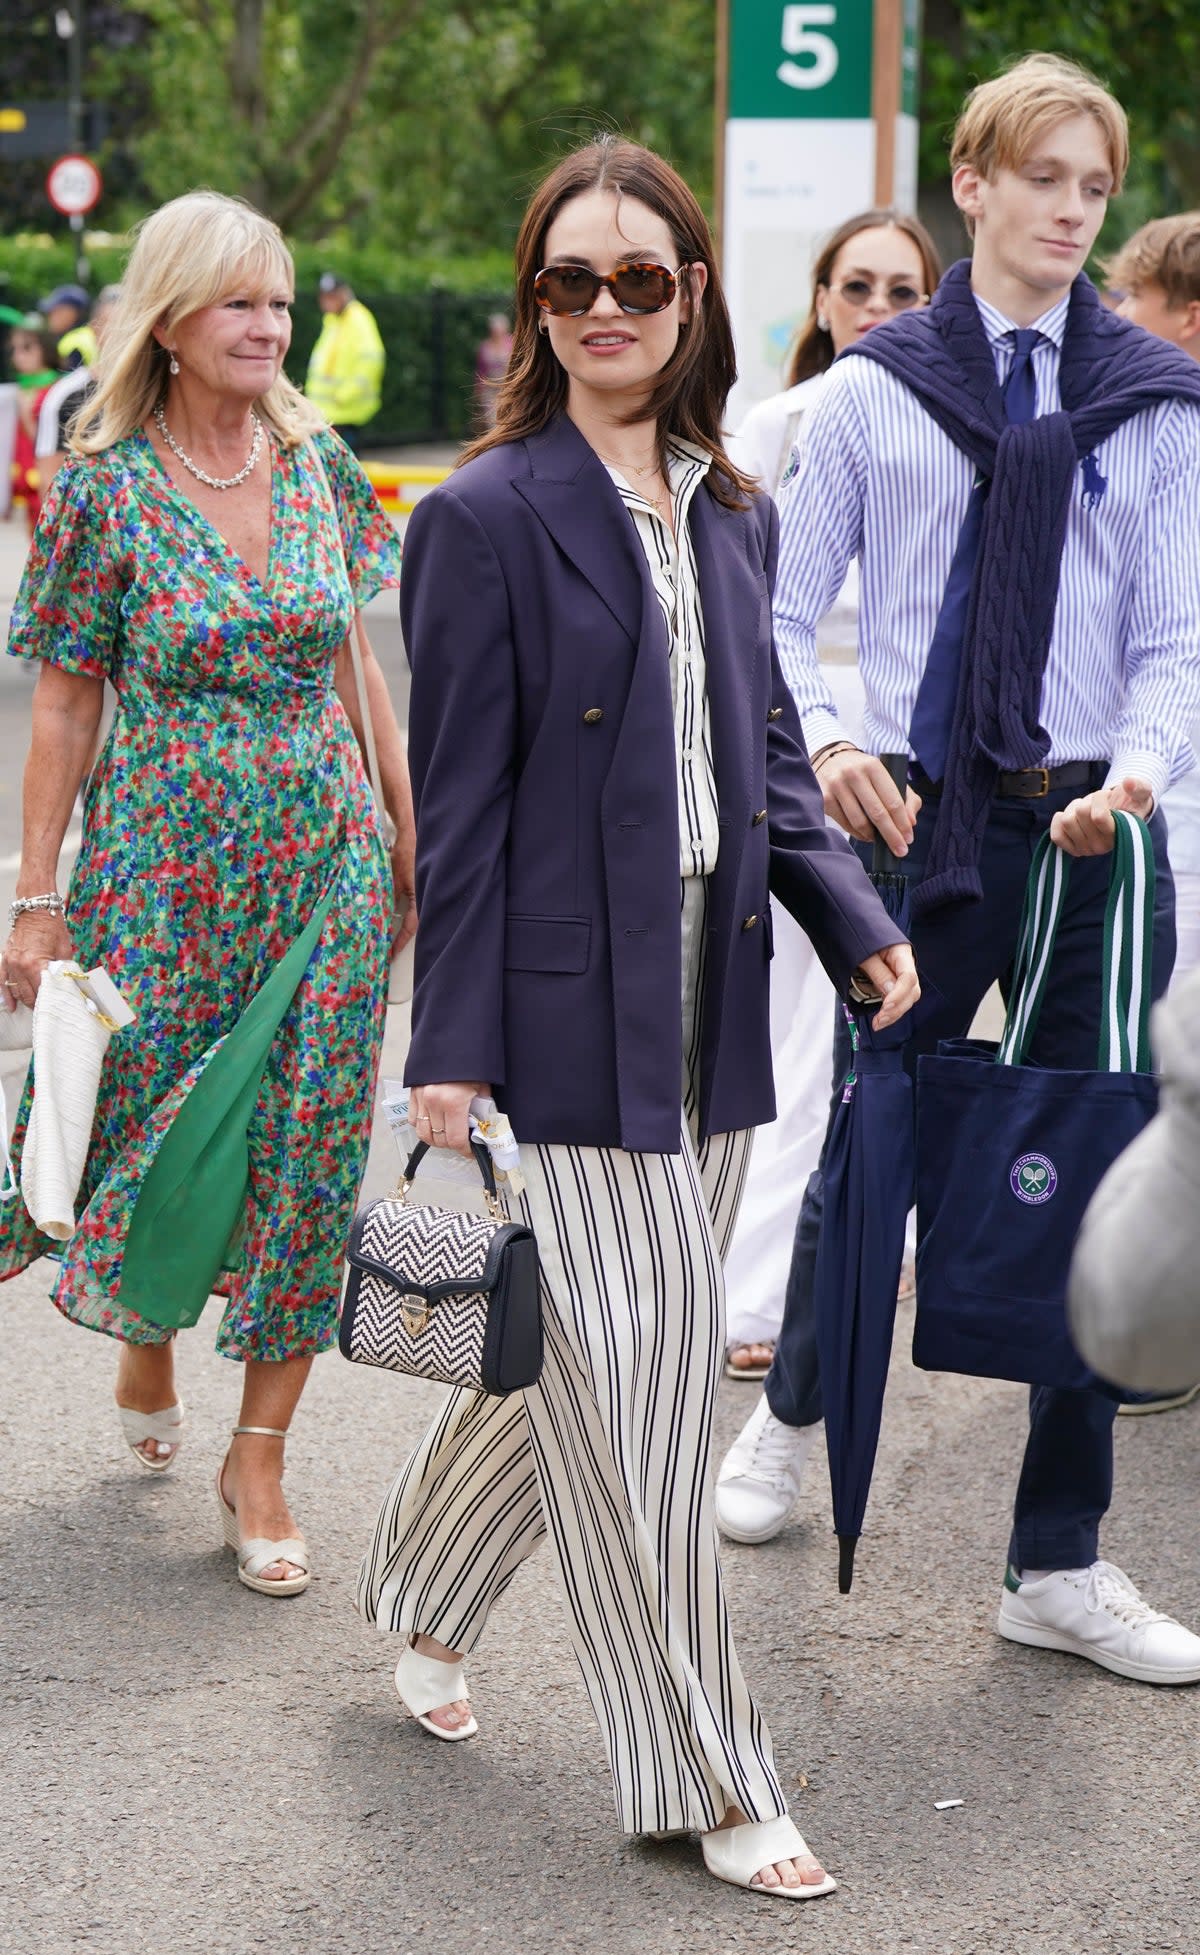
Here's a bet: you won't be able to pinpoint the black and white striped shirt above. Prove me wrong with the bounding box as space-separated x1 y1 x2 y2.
605 439 721 878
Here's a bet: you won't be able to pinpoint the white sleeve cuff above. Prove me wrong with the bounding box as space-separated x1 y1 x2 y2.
801 710 847 760
1105 754 1169 806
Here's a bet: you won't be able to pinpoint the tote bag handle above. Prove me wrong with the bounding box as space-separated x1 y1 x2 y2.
996 811 1155 1074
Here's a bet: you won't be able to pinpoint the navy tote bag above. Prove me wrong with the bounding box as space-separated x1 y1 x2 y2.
913 813 1157 1396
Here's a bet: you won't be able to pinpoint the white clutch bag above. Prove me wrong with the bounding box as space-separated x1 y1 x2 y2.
18 963 135 1239
0 996 34 1203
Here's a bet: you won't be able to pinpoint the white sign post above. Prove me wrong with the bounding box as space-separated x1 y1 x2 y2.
45 153 102 286
719 0 920 425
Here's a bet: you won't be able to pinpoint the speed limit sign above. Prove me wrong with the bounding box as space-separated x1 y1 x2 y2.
46 154 103 217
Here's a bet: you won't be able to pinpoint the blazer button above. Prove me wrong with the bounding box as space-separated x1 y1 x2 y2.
582 707 604 724
767 706 783 722
752 808 767 826
741 914 758 932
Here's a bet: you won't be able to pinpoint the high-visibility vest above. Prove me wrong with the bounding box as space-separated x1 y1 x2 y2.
58 324 98 370
305 300 385 426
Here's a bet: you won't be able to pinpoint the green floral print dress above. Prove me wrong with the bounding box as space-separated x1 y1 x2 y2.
0 427 402 1361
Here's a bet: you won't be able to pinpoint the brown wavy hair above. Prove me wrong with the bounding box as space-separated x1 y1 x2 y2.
786 208 942 388
459 134 755 509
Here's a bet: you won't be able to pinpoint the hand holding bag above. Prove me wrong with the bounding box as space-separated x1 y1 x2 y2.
339 1140 543 1395
913 811 1158 1396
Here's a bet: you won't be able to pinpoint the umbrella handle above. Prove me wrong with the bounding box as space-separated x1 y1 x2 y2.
871 753 912 877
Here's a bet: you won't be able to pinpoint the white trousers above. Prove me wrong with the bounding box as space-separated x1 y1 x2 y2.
357 881 789 1833
724 660 867 1349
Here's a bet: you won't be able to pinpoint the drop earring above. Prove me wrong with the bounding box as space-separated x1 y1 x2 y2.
817 315 830 334
169 353 180 374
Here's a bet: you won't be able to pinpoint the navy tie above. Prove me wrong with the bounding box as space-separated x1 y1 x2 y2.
910 329 1041 781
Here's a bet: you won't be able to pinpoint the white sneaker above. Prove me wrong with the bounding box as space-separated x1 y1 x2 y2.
714 1396 820 1544
997 1560 1200 1685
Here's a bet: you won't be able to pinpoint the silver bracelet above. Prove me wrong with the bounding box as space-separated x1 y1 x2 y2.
9 893 65 924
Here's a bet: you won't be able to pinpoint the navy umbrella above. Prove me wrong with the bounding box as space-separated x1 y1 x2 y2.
813 755 917 1593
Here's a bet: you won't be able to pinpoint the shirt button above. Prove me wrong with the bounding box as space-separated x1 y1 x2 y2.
582 707 604 724
752 808 767 826
767 706 783 722
741 914 758 932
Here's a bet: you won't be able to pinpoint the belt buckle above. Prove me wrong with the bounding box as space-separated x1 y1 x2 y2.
1029 767 1051 797
1010 767 1051 798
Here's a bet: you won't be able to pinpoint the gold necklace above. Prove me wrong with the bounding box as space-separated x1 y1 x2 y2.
593 447 660 477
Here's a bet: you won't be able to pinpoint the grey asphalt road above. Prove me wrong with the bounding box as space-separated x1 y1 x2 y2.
1 517 1198 1955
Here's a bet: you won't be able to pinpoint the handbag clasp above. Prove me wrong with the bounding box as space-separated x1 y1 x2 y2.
399 1295 432 1337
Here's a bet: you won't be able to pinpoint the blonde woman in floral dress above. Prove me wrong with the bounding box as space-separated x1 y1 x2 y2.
0 192 411 1597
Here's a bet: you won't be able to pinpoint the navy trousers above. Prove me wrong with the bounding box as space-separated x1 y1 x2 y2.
765 777 1176 1572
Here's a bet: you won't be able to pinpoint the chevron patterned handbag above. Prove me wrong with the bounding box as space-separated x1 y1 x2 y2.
339 1140 543 1394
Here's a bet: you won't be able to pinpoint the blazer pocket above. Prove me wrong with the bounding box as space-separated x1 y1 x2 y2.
504 914 592 974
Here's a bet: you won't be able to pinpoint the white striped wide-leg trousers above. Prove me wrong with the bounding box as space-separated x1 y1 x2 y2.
357 880 789 1834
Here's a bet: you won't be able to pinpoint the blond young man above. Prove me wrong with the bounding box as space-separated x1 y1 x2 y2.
717 56 1200 1683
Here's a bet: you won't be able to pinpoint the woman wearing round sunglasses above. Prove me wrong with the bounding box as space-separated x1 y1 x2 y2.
357 137 916 1902
720 210 941 1391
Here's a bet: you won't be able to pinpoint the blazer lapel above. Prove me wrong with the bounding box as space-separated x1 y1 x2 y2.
689 484 759 829
513 418 648 647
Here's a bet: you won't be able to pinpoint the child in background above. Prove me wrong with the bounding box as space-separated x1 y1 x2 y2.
8 319 60 534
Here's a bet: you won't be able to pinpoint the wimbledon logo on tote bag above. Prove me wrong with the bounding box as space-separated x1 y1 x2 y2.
1010 1152 1058 1204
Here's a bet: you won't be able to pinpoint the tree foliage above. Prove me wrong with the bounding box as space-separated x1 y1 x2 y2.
6 1 1197 259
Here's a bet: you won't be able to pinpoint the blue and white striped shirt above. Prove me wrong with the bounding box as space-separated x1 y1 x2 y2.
776 290 1200 801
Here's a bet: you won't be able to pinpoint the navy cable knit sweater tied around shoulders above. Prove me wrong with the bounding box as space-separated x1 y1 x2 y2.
842 259 1200 917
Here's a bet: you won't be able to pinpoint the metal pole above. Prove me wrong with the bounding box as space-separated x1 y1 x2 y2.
58 0 89 282
66 0 84 149
713 0 729 269
871 0 902 207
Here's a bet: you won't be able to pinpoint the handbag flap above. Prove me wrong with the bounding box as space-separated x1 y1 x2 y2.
347 1196 529 1301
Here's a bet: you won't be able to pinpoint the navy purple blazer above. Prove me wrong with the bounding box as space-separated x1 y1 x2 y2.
401 414 902 1153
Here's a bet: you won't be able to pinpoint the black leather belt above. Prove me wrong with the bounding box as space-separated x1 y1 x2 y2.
912 761 1106 800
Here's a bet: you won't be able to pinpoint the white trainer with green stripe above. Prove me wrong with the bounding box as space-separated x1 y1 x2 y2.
998 1560 1200 1685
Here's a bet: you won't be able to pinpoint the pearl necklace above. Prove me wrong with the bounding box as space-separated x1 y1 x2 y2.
154 401 264 491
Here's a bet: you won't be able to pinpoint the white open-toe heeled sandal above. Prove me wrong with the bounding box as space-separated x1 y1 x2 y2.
215 1425 311 1597
394 1640 478 1741
117 1399 185 1473
701 1816 837 1900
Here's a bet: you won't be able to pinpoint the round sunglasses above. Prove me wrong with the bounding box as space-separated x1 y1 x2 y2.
832 277 926 312
533 261 684 318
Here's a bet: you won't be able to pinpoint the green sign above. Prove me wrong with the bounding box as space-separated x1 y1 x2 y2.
728 0 874 120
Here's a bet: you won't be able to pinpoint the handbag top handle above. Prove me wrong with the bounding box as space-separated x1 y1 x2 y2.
997 810 1155 1074
399 1137 506 1223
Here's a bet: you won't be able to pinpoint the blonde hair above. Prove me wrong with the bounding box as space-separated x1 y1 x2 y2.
950 53 1129 192
1106 213 1200 307
73 190 324 454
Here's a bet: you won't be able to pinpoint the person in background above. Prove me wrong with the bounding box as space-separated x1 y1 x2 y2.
717 54 1200 1684
7 317 60 534
1101 209 1200 1418
473 311 513 428
1069 965 1200 1395
36 286 123 492
720 208 941 1385
39 284 96 371
305 273 385 450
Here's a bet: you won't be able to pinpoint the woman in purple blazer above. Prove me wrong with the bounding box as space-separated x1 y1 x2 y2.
358 136 916 1901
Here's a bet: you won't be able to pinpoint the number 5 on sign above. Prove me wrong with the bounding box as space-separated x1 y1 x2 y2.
778 3 839 89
